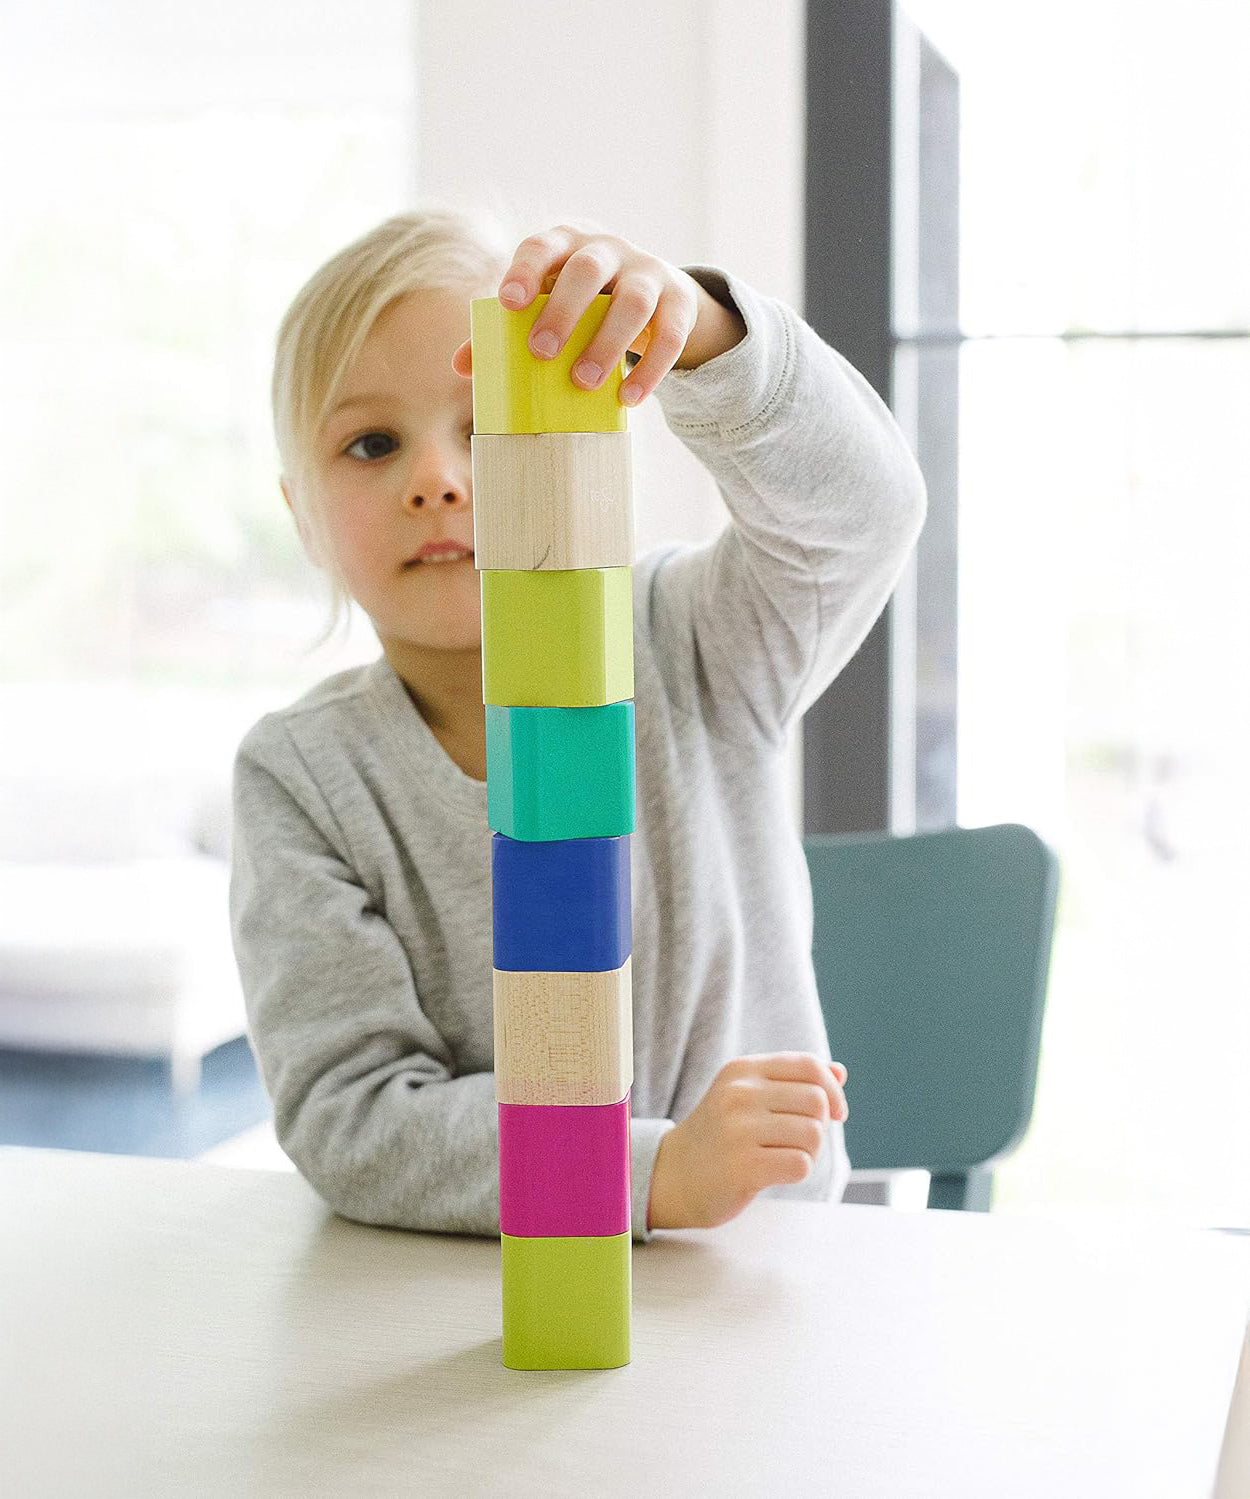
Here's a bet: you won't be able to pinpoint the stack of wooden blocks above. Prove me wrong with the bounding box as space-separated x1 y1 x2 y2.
470 292 636 1371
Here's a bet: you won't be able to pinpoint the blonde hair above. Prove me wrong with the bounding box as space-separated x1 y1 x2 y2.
271 197 519 651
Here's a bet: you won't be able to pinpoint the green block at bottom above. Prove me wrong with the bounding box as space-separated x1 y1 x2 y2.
500 1231 631 1370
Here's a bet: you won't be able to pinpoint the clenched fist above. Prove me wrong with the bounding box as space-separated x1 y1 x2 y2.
647 1052 850 1231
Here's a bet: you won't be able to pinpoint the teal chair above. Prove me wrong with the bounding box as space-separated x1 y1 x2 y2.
803 823 1060 1212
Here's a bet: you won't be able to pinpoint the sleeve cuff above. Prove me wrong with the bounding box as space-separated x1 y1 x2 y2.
630 1115 677 1242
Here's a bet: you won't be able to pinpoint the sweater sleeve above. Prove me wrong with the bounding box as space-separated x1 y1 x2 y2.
228 721 501 1237
639 263 928 749
229 719 667 1243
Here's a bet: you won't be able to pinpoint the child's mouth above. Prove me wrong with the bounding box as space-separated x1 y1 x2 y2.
406 549 474 567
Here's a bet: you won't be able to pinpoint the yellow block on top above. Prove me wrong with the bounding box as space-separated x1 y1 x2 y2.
481 567 634 707
470 294 629 434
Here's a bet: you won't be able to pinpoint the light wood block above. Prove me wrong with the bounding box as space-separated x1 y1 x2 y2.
470 294 628 434
494 957 632 1106
480 567 633 707
498 1095 631 1238
472 432 633 571
500 1230 631 1370
485 702 635 841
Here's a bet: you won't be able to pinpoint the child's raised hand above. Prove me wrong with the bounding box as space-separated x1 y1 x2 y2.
647 1053 850 1231
450 221 702 407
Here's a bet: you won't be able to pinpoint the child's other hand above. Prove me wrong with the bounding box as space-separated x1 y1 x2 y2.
647 1053 850 1231
450 221 707 407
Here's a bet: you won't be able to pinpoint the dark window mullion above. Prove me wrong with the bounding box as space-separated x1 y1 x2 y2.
803 1 960 836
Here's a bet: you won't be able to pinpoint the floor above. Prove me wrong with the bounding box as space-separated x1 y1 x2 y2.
0 1036 280 1163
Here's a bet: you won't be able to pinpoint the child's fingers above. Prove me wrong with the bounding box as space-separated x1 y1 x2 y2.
498 220 612 304
818 1077 850 1123
494 225 695 405
613 282 698 406
810 1060 849 1121
751 1057 844 1122
749 1052 844 1092
760 1077 849 1125
757 1110 831 1154
497 225 577 308
569 275 659 391
524 240 626 364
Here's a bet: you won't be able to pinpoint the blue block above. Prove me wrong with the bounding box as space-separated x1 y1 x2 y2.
492 833 632 972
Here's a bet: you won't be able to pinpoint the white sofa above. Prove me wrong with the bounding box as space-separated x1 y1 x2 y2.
0 684 249 1095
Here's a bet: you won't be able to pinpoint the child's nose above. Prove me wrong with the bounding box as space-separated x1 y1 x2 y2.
405 467 471 510
404 440 472 510
407 486 468 509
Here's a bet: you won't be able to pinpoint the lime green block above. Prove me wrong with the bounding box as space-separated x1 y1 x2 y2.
470 294 628 435
486 702 635 841
481 568 633 708
501 1231 631 1370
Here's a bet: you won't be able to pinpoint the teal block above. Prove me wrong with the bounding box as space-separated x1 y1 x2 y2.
486 702 635 842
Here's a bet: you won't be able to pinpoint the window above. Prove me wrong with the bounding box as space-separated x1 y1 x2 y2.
903 0 1250 1227
0 2 416 720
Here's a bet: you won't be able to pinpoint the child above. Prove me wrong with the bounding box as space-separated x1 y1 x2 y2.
229 202 927 1241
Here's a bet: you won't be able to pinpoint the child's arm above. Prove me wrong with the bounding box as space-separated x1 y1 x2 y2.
229 726 502 1237
231 722 675 1243
639 263 928 748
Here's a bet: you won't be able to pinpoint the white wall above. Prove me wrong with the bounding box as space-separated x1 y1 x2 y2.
413 0 808 826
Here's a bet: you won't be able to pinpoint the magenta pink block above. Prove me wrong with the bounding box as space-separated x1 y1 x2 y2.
499 1092 632 1238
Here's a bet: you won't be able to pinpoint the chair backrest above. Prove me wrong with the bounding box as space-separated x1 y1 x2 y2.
803 823 1060 1176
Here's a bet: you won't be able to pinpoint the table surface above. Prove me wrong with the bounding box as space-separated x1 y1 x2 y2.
2 1146 1247 1499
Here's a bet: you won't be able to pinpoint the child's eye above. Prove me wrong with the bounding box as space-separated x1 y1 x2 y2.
345 431 398 461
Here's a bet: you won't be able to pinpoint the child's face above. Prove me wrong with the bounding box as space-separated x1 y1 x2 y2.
287 286 482 654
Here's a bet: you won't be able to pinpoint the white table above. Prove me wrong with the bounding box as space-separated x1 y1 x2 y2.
1 1147 1247 1499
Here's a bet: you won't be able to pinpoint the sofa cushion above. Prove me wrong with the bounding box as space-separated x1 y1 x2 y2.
0 856 233 999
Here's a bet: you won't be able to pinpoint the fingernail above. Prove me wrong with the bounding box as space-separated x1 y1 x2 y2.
620 382 642 405
531 329 559 358
500 281 526 305
574 359 601 386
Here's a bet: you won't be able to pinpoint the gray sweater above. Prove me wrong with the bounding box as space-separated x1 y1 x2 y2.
228 263 927 1243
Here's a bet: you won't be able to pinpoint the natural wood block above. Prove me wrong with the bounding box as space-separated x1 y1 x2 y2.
500 1230 631 1369
485 702 635 842
471 431 634 571
498 1095 631 1238
494 958 633 1106
480 567 633 707
470 294 628 435
491 832 631 974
